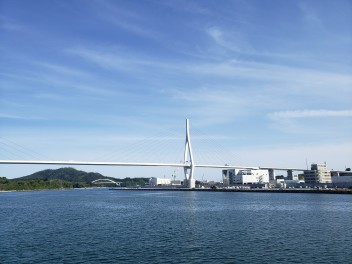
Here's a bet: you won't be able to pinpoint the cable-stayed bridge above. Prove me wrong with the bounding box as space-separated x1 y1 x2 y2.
0 119 305 188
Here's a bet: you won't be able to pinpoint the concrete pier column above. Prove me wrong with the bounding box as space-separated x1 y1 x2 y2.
287 170 293 180
268 169 275 181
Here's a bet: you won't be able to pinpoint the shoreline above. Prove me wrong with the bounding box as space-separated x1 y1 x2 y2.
110 187 352 195
2 187 351 194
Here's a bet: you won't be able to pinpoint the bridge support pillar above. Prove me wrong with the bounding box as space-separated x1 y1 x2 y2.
287 169 293 180
183 178 196 189
268 169 275 181
183 119 195 188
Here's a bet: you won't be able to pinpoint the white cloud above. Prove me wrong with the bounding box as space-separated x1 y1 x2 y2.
268 109 352 120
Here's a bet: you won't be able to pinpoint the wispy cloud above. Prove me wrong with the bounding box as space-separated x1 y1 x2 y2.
3 59 124 98
0 113 26 120
36 62 90 79
92 0 163 41
69 46 352 94
0 16 25 31
239 140 352 170
268 109 352 120
66 45 352 127
1 21 23 31
207 27 222 43
298 2 322 26
68 47 172 72
206 26 251 54
165 86 257 126
189 59 352 97
160 0 209 15
266 109 352 137
0 113 45 120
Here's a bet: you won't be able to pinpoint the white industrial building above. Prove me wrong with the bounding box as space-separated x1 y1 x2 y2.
149 177 171 186
222 169 269 185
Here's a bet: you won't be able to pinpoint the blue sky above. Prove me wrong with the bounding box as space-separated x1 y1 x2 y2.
1 0 351 180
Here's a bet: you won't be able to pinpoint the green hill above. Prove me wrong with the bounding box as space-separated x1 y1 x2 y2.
18 167 114 183
0 167 150 191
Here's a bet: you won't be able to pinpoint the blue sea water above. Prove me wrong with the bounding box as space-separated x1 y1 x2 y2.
1 189 351 264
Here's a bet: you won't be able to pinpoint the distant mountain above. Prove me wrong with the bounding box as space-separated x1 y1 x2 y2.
18 167 114 183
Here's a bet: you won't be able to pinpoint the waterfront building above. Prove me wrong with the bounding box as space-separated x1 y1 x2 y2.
149 177 171 186
331 170 352 187
303 163 331 184
171 180 182 186
196 180 217 189
222 169 269 185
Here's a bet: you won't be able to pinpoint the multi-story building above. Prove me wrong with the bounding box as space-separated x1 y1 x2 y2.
222 169 269 185
303 163 331 183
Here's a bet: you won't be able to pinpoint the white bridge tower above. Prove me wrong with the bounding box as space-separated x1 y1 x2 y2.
183 119 196 188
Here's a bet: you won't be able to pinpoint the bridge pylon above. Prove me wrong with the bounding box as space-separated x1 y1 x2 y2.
183 119 195 188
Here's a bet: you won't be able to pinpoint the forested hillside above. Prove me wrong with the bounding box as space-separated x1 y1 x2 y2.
0 167 149 191
19 167 113 182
